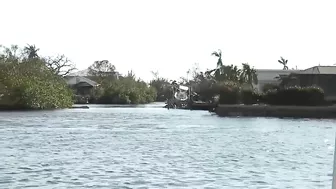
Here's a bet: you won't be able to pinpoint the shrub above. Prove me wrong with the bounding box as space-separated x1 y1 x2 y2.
241 89 263 105
0 61 73 109
218 81 241 104
264 86 325 106
262 83 279 93
88 78 157 104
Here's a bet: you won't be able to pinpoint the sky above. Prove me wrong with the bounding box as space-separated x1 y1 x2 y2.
1 0 336 81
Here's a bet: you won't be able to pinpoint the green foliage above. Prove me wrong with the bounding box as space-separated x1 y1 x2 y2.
192 55 258 103
88 60 118 81
218 81 241 104
89 75 157 104
241 89 259 105
149 71 172 101
24 44 39 59
207 63 258 86
0 48 73 110
217 85 326 106
262 83 279 93
264 86 325 106
216 81 263 105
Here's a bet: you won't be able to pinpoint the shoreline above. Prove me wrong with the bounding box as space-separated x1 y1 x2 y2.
215 104 336 119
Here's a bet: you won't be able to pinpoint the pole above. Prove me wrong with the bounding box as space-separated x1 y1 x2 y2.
332 134 336 189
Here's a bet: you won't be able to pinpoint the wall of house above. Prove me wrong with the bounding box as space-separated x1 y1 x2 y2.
297 74 336 101
76 86 93 96
255 69 297 92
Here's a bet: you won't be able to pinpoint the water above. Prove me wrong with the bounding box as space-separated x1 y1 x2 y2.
0 103 336 188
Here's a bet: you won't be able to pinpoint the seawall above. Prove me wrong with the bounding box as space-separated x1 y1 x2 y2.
215 104 336 119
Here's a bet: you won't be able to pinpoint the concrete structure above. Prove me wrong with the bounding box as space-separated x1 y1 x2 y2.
215 104 336 119
254 69 299 92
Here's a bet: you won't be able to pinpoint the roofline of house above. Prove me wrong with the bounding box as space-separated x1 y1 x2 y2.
256 69 301 72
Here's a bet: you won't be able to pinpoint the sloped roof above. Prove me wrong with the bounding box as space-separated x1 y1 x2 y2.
298 66 336 74
256 69 300 81
68 69 90 76
69 69 121 77
65 76 98 87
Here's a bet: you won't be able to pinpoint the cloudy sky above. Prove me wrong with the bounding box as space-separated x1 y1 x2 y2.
1 0 335 81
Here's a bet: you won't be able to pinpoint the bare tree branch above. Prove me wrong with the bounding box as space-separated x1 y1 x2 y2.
44 54 76 76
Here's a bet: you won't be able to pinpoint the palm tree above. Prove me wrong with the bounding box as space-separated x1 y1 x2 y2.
278 56 288 70
24 44 39 59
206 49 223 80
212 49 223 68
240 63 258 87
220 65 241 82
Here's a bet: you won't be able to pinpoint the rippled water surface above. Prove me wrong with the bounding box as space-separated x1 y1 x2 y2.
1 103 336 188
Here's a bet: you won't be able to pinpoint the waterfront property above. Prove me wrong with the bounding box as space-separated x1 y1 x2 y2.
254 69 300 92
65 76 99 96
283 66 336 102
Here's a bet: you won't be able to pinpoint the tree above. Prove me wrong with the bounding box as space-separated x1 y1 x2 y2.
206 49 223 80
149 71 171 101
0 44 73 109
0 45 20 63
219 65 241 82
44 55 76 76
88 60 117 80
239 63 258 86
126 70 136 80
278 56 289 70
24 44 39 59
212 49 223 68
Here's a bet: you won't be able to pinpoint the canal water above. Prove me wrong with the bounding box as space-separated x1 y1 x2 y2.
0 103 336 188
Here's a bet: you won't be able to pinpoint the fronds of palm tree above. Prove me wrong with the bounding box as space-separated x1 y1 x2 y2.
24 44 40 59
239 63 258 86
278 56 288 70
220 65 240 82
209 49 224 80
211 49 223 68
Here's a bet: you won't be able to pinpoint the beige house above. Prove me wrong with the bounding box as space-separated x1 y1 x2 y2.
285 66 336 102
254 69 300 92
64 76 99 95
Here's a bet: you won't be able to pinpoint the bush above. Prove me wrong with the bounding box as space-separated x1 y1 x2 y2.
0 60 73 109
217 83 325 106
218 81 241 104
241 89 263 105
89 78 157 104
262 83 279 93
264 86 325 106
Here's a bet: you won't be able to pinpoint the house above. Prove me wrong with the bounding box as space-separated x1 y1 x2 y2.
64 76 99 96
69 69 120 80
285 66 336 101
254 69 300 92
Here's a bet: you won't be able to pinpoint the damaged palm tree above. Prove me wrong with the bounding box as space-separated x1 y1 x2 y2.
278 56 289 70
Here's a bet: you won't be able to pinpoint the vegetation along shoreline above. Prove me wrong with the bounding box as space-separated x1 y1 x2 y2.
1 45 336 119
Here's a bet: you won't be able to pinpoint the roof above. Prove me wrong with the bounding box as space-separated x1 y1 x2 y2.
69 69 121 77
297 66 336 74
256 69 300 81
65 76 98 87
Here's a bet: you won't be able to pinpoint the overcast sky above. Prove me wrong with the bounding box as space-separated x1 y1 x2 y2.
1 0 335 81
